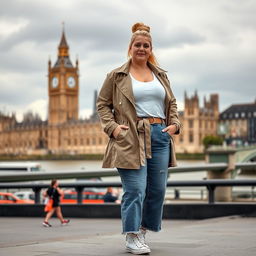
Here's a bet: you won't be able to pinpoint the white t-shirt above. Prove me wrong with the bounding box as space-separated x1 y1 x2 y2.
130 72 166 119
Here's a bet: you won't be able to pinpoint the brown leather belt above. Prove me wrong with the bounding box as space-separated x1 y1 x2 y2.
137 117 165 124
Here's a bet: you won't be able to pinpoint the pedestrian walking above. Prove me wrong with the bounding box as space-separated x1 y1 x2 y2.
97 22 181 254
42 179 70 227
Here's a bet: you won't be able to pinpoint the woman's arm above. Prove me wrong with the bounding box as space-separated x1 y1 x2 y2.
163 73 181 135
96 73 119 138
56 187 63 195
169 95 181 134
56 187 64 200
42 190 48 198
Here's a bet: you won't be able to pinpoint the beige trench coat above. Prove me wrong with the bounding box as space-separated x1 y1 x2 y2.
97 60 181 169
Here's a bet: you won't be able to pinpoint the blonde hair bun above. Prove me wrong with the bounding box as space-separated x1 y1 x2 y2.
132 22 150 33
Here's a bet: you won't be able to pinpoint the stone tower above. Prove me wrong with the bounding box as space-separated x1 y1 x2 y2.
48 28 79 125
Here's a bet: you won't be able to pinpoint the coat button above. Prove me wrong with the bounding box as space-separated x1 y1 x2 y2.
119 102 122 105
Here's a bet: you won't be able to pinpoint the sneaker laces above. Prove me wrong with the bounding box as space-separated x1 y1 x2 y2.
126 233 145 248
138 229 149 248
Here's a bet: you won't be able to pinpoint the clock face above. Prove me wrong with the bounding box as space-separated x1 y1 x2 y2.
67 76 76 88
51 77 58 88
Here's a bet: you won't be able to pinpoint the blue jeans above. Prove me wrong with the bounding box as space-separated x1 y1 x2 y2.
118 123 170 233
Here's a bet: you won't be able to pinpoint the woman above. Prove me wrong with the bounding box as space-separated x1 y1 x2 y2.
42 179 70 227
97 22 180 255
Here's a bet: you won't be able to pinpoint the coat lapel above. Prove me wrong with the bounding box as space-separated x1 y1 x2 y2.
114 60 136 109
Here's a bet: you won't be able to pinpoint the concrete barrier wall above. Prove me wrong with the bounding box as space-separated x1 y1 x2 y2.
0 203 256 219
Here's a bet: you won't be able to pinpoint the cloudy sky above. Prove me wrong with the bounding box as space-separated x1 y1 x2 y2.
0 0 255 121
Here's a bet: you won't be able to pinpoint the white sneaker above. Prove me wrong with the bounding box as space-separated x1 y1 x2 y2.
126 233 151 255
138 229 150 249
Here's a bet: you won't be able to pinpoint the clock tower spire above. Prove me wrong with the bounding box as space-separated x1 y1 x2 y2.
48 26 79 125
58 23 69 57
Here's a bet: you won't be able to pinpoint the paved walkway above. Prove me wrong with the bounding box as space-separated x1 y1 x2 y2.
0 216 255 256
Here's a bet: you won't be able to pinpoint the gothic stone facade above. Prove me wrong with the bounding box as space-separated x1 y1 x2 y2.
174 92 219 153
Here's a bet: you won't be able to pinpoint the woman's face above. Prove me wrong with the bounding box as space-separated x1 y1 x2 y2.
129 35 152 63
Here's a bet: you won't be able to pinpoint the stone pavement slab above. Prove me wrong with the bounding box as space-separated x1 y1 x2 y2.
0 216 255 256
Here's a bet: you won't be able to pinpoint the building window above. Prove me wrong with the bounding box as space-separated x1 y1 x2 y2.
99 138 102 144
235 113 239 118
188 108 194 115
180 135 183 143
86 138 90 145
241 112 245 118
92 138 96 145
189 120 193 128
189 133 194 143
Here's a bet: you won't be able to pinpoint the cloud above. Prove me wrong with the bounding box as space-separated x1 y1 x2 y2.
0 0 255 120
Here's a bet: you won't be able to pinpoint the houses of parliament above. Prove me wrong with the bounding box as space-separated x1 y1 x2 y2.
0 30 220 156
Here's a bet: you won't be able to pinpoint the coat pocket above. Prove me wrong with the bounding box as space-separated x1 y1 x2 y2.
115 128 128 141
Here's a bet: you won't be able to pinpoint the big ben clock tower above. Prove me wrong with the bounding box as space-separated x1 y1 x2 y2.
48 28 79 125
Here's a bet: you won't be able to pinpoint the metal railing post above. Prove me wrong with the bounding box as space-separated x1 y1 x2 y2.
174 189 180 200
201 189 204 200
76 186 83 204
207 185 216 204
32 187 41 204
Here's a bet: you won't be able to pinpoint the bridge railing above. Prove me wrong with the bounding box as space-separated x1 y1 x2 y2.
0 179 256 204
0 162 255 183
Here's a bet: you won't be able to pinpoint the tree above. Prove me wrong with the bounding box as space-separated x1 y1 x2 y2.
203 135 223 149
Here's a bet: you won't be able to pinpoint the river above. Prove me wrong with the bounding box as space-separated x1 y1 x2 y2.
31 159 256 181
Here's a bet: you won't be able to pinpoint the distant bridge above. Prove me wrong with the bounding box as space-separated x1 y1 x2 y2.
234 145 256 176
235 145 256 163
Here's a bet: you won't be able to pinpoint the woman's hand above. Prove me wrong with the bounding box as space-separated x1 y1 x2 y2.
113 125 129 139
162 124 177 136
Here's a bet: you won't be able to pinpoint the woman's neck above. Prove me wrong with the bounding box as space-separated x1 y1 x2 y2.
130 60 153 82
130 60 149 71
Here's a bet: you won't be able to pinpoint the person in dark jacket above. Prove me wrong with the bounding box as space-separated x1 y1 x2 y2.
103 187 120 203
42 179 70 227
